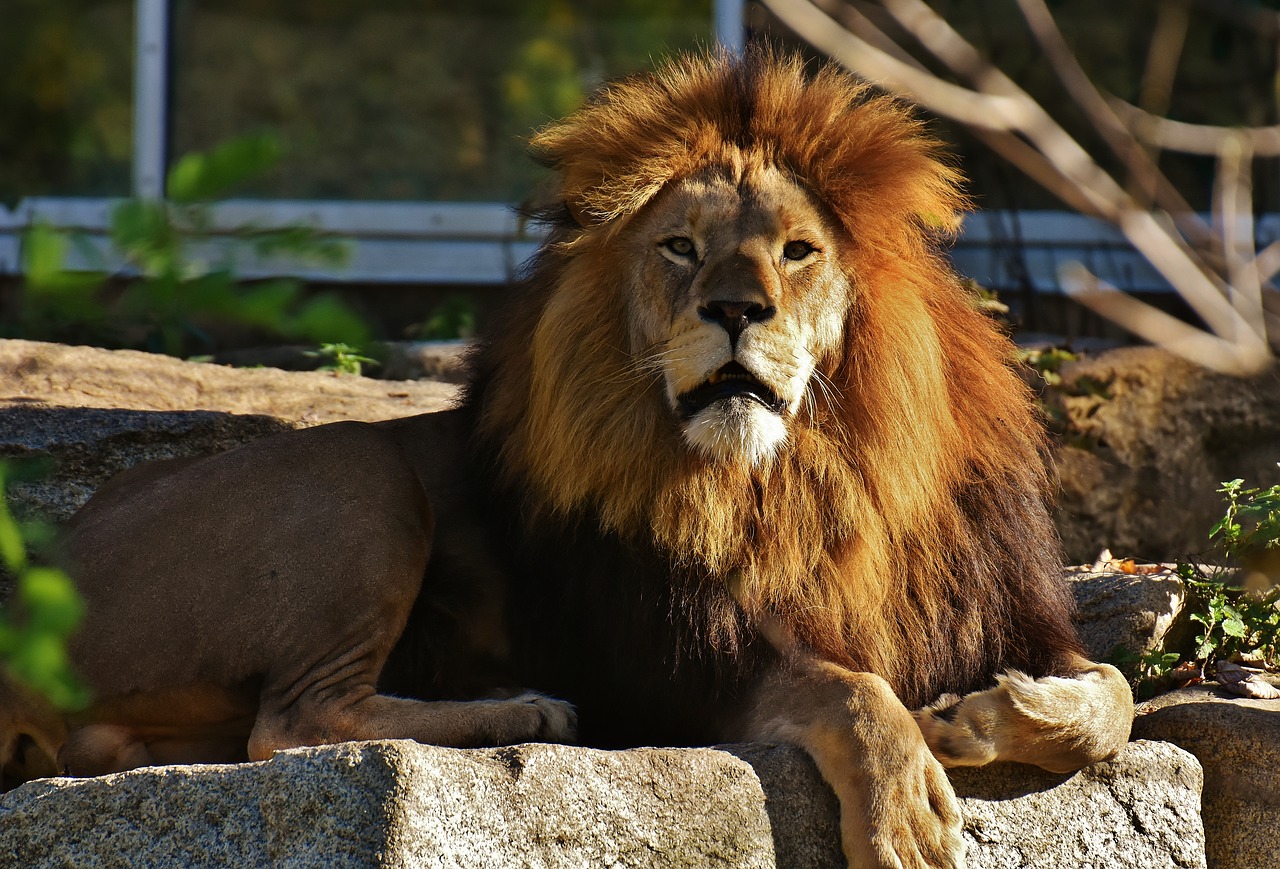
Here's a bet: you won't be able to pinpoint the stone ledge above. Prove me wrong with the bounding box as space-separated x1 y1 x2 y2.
1134 683 1280 869
0 740 1202 868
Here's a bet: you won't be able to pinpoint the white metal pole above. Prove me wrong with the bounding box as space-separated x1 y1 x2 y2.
133 0 170 199
715 0 747 54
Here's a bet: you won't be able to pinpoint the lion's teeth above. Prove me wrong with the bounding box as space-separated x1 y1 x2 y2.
706 370 759 386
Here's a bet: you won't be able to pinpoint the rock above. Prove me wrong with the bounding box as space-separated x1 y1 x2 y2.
1065 567 1189 663
377 339 472 383
0 339 458 423
0 406 292 523
1052 347 1280 564
1132 682 1280 869
950 740 1205 869
0 740 1202 869
0 339 460 524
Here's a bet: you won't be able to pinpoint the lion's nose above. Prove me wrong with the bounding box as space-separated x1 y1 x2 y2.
698 299 776 347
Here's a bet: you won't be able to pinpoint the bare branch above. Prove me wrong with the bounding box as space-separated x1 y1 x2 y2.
762 0 1030 131
1013 0 1203 226
1059 263 1271 375
1215 134 1267 342
762 0 1274 368
1110 99 1280 157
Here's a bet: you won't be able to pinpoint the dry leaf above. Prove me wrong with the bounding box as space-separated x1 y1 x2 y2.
1216 660 1280 700
1088 548 1170 575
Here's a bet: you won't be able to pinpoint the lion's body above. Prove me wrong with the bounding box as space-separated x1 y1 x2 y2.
1 50 1132 867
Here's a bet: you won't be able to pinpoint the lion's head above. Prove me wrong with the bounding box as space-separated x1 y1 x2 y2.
472 49 1076 701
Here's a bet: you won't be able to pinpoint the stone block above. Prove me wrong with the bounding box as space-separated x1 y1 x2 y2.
0 740 1203 868
1133 682 1280 869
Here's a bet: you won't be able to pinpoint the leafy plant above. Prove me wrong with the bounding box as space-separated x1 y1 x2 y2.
1017 346 1077 387
415 294 478 341
0 463 88 711
309 342 378 376
12 133 369 359
1110 473 1280 698
1179 477 1280 669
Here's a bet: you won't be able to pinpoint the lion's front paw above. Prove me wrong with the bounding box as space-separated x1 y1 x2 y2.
913 694 997 769
513 693 579 743
847 746 964 869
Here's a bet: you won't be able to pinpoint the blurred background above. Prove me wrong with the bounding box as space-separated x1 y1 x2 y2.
3 0 1280 356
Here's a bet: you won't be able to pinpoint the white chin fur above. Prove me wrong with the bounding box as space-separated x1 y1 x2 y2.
682 399 787 465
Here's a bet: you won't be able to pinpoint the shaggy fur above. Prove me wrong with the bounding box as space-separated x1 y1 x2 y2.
472 48 1081 710
2 47 1131 869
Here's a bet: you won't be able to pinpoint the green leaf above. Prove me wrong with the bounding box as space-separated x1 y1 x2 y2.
167 133 281 203
0 471 26 573
284 294 371 345
22 224 105 300
1222 617 1248 638
111 199 178 276
20 567 85 634
232 279 301 328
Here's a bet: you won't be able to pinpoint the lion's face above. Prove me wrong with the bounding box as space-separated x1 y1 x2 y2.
623 166 853 466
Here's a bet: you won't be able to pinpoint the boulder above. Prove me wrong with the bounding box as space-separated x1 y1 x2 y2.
0 406 293 523
0 339 459 524
0 740 1202 869
1053 347 1280 564
1132 682 1280 869
1065 567 1188 663
0 338 458 423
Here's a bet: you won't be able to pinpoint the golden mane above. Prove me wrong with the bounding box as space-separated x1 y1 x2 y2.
471 48 1077 706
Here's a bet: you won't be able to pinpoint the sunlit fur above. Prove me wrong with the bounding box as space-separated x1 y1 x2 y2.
470 48 1080 708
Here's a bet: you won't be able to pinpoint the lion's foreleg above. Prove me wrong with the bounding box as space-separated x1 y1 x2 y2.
913 655 1133 775
745 657 964 869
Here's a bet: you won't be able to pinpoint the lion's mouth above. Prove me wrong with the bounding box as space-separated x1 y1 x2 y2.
677 362 787 418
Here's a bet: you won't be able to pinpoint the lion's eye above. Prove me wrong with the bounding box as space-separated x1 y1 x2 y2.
782 240 816 261
662 237 697 258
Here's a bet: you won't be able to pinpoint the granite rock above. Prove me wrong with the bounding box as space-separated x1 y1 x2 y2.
1052 347 1280 564
1066 567 1189 662
1133 682 1280 869
0 740 1203 869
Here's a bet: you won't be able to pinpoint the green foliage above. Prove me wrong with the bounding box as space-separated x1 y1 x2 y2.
167 134 282 204
1209 478 1280 562
0 463 89 711
416 294 478 341
9 134 368 359
1119 473 1280 696
1016 347 1078 387
308 343 378 376
1178 477 1280 669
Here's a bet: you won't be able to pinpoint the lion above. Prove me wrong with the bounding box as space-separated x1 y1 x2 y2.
1 49 1133 868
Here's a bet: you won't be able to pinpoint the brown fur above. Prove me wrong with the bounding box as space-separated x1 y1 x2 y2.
475 49 1077 707
1 49 1132 868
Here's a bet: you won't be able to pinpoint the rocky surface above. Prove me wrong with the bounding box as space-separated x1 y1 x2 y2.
1052 347 1280 564
0 339 458 423
0 740 1203 869
0 339 458 523
1133 682 1280 869
6 339 1278 868
1066 566 1189 663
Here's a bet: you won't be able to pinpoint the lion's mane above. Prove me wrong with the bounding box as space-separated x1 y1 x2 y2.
469 49 1080 709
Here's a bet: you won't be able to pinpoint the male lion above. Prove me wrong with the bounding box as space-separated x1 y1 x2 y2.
2 50 1132 868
